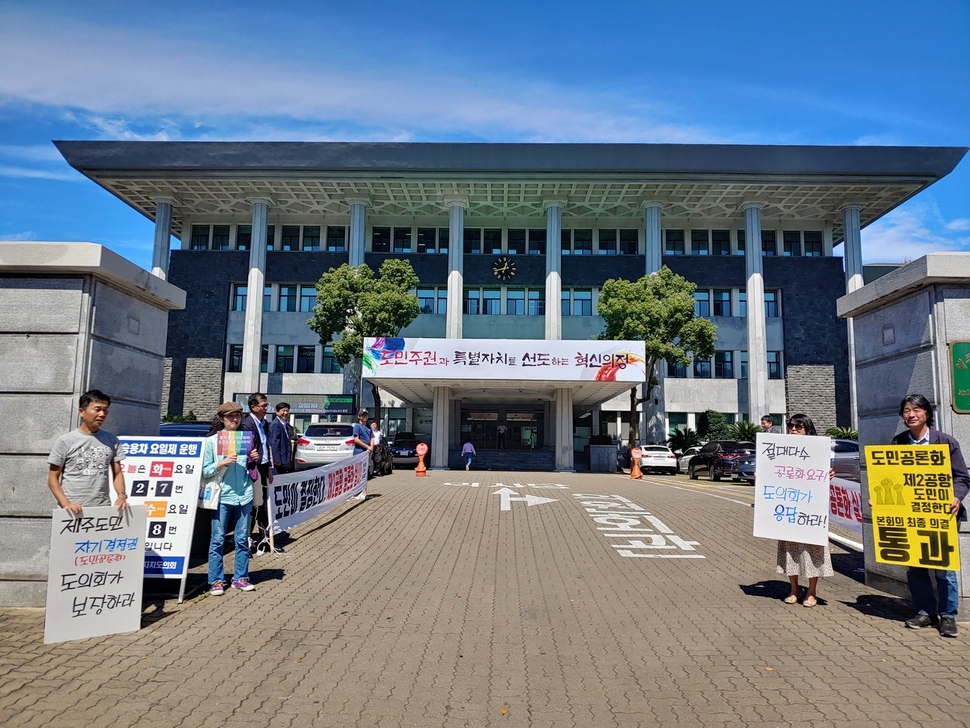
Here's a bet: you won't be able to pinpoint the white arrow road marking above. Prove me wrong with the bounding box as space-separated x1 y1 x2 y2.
492 487 558 511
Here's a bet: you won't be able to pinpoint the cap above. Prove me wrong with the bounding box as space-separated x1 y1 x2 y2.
217 401 243 416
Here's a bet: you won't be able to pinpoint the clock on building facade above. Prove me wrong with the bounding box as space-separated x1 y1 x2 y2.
492 255 516 280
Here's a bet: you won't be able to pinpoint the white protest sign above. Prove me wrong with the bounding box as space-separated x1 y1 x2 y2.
119 437 204 599
269 451 369 533
829 476 863 536
753 433 831 546
45 505 147 644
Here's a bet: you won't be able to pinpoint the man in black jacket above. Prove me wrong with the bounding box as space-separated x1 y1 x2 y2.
240 393 274 536
892 394 970 638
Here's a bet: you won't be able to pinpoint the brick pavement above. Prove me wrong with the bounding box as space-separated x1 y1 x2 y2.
2 469 970 727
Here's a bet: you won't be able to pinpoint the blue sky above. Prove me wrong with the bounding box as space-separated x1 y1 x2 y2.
1 0 967 270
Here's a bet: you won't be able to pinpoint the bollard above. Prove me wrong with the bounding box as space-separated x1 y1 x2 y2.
415 442 428 477
630 447 643 479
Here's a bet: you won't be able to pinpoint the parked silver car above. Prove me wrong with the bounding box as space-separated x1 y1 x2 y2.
294 423 356 470
677 446 702 474
639 445 678 474
832 439 860 481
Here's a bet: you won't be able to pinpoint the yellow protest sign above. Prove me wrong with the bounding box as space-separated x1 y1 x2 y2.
865 444 959 571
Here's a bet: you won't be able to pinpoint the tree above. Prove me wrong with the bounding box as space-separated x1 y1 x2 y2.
697 410 731 441
826 426 859 440
306 259 420 422
667 426 702 454
597 267 717 444
726 420 761 442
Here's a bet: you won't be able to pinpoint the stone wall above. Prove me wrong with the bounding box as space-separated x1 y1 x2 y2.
785 364 836 432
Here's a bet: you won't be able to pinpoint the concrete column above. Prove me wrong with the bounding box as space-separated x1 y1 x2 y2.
555 387 574 471
348 198 368 268
842 204 864 431
240 198 270 395
431 386 450 469
445 198 467 339
544 201 564 340
842 205 864 293
742 202 770 421
151 198 175 280
643 201 663 274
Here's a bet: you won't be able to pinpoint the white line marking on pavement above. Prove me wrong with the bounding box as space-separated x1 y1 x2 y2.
493 487 558 511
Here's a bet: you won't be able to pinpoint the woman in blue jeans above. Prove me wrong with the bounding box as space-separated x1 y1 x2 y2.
204 401 260 596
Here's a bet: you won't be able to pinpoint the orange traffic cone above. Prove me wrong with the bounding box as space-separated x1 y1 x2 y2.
630 452 642 480
415 443 428 477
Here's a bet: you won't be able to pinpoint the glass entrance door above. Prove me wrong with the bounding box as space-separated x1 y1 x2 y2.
461 406 544 450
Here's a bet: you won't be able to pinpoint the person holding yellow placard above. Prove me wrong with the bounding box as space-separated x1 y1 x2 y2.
893 394 970 638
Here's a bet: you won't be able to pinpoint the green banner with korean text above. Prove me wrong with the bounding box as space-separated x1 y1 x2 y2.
951 342 970 414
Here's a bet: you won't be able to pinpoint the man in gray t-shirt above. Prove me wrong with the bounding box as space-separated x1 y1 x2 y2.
48 390 127 513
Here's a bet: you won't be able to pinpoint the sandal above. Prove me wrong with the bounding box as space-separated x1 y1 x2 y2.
803 596 817 608
783 594 798 604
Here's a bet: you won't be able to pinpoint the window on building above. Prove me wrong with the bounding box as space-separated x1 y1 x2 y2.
484 229 502 255
507 289 525 315
299 285 316 313
693 357 712 378
393 227 412 253
483 288 501 314
372 227 391 253
464 228 482 255
528 229 546 255
561 229 571 255
667 412 688 435
417 228 436 254
804 231 823 257
463 288 481 315
508 229 526 255
237 225 252 251
260 344 268 373
714 351 734 379
767 351 783 379
190 225 209 250
435 288 447 315
619 229 638 255
418 287 436 314
762 230 777 256
712 289 732 317
693 290 711 317
738 291 747 318
211 225 230 251
281 226 301 252
278 285 298 312
764 290 780 318
326 226 346 252
712 230 730 256
783 231 801 257
527 289 544 316
227 344 243 373
231 284 247 312
297 345 316 373
322 345 341 373
665 229 685 256
572 289 593 316
438 227 449 255
736 230 745 255
598 229 617 255
561 290 569 317
691 230 710 256
263 285 272 312
573 229 592 255
667 360 687 378
739 351 748 379
302 226 321 251
265 225 277 251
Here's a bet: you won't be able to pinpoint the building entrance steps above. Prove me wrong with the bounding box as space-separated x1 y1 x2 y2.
447 447 554 470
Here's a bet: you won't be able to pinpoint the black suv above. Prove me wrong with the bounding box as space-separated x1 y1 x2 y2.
688 440 755 481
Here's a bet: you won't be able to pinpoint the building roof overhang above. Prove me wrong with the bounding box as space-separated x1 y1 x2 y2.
370 376 637 408
54 141 968 245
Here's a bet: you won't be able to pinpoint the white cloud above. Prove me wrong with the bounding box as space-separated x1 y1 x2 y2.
0 144 63 161
0 9 718 144
0 231 36 241
0 165 79 181
862 203 970 264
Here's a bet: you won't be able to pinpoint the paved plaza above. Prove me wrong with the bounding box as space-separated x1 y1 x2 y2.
3 469 970 727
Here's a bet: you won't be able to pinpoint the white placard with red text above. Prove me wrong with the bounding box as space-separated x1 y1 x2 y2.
269 451 369 533
45 505 147 644
753 433 832 546
829 477 863 535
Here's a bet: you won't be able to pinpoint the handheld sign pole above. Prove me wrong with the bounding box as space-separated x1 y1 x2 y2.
415 442 428 477
630 447 643 479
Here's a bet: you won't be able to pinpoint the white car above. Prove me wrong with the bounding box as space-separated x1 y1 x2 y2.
639 445 678 474
294 423 356 470
677 446 702 474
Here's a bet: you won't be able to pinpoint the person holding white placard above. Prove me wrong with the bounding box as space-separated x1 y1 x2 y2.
777 413 833 608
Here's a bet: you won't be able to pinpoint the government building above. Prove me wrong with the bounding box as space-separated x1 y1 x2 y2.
56 142 967 469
